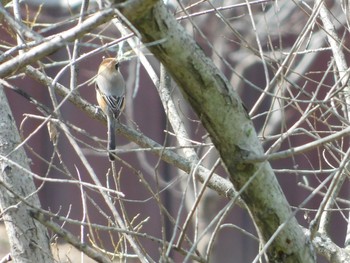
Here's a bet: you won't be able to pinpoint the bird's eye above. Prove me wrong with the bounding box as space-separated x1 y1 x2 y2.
114 63 119 70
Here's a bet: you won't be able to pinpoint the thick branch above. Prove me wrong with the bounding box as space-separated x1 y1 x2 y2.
118 1 314 262
305 229 350 263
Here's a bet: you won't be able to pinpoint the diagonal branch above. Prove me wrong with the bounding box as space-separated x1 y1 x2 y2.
24 65 237 200
0 7 115 78
117 0 315 262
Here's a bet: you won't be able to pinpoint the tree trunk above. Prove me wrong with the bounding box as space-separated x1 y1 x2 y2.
0 87 53 263
118 1 315 262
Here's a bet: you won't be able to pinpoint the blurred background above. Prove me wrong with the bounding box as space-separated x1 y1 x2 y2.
1 0 350 262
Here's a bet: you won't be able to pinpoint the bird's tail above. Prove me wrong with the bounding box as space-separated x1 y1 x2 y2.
107 116 116 161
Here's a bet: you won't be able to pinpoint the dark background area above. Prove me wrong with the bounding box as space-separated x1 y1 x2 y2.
1 1 349 262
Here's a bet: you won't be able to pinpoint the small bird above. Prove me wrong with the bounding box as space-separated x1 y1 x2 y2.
95 58 126 161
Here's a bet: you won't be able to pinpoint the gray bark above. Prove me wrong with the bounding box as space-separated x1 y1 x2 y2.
118 0 315 262
0 86 53 263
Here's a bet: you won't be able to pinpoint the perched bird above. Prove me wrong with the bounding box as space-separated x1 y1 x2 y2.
95 58 125 161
